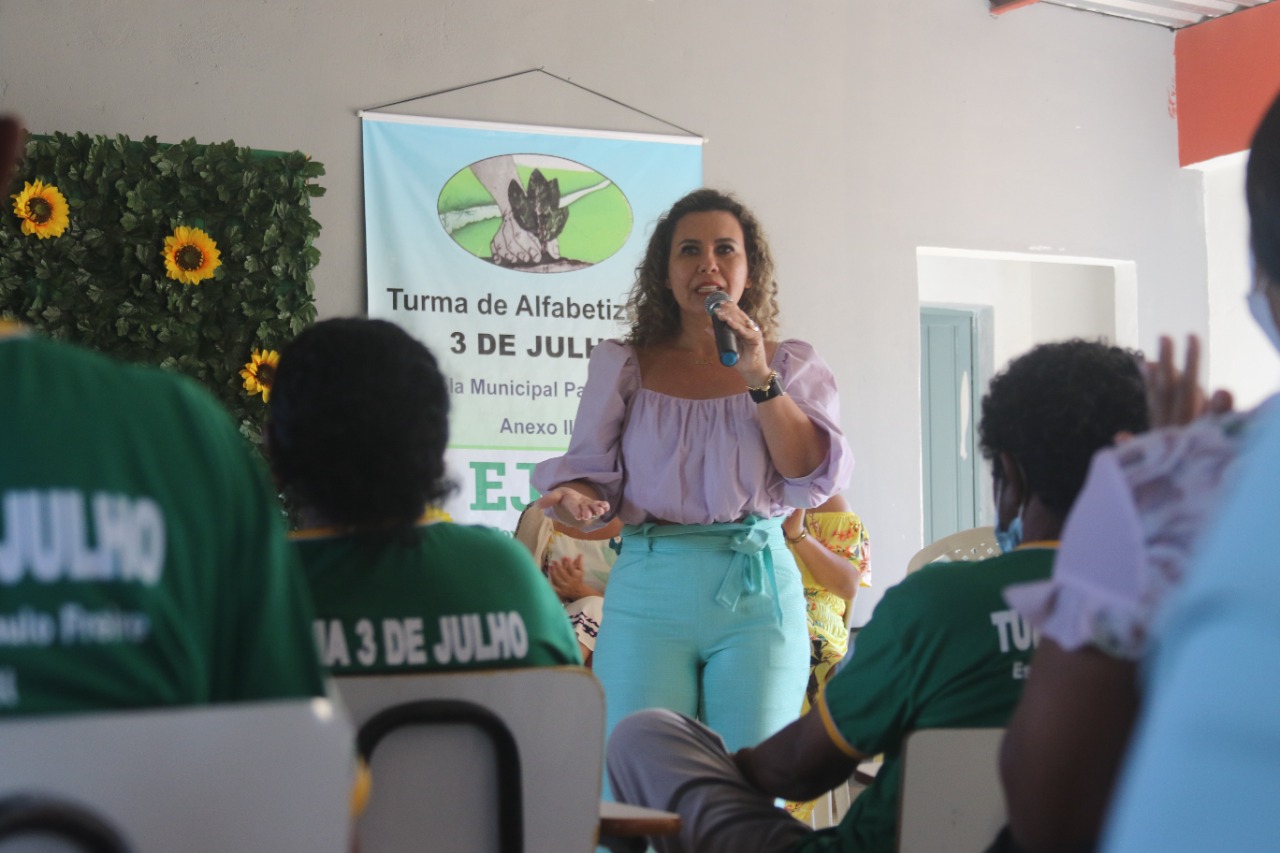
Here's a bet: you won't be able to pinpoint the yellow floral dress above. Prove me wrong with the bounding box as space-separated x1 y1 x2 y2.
786 509 871 821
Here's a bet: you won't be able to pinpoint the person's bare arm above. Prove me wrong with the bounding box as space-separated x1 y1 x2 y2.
711 300 829 478
783 497 862 600
733 707 863 802
1000 638 1140 852
754 395 829 479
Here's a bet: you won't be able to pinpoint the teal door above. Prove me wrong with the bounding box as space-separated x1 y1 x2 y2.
920 308 981 545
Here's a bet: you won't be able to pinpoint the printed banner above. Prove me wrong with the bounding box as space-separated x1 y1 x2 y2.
362 113 702 531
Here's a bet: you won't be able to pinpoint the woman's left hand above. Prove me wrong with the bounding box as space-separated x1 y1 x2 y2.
533 485 610 527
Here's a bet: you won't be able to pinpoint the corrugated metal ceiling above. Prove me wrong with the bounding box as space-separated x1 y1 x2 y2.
1041 0 1273 29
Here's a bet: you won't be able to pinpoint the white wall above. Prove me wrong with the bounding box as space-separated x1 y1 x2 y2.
1201 152 1280 409
919 252 1132 377
0 0 1207 617
1030 264 1119 346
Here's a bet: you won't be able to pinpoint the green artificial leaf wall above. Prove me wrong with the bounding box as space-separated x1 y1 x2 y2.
0 131 324 443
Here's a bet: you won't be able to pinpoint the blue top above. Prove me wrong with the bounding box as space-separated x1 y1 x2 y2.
1102 402 1280 852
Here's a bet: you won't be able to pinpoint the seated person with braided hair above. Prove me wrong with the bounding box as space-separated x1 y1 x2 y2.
605 339 1149 853
266 318 579 674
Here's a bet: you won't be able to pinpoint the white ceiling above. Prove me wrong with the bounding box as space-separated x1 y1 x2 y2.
1041 0 1274 28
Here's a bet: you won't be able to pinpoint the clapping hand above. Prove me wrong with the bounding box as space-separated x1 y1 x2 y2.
547 555 595 602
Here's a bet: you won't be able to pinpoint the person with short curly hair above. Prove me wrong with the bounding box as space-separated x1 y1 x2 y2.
979 338 1149 549
533 188 852 759
605 339 1147 853
268 318 580 675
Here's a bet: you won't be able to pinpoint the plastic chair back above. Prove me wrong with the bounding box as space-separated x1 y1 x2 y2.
907 527 1000 574
336 666 603 853
0 699 356 853
897 727 1006 852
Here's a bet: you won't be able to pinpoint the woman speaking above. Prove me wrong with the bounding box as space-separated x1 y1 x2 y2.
533 188 852 755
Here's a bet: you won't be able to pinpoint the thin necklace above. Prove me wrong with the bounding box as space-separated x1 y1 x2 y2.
672 336 717 366
680 344 717 366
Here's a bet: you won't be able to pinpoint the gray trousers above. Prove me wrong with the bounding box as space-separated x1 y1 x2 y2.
605 709 814 853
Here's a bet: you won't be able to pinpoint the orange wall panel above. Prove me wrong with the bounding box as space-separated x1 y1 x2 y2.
1177 3 1280 166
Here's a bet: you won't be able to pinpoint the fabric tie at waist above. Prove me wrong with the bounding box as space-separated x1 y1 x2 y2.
621 516 786 624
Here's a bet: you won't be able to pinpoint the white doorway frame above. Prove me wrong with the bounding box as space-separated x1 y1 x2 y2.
916 246 1140 540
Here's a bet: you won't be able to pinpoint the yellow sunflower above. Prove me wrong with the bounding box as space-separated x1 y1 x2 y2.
240 349 280 403
11 180 70 239
162 226 222 285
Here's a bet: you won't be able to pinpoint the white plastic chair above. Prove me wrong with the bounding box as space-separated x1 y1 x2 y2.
0 698 356 853
335 666 604 853
907 527 1000 574
896 727 1006 853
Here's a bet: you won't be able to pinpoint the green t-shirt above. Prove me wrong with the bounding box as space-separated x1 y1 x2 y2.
796 546 1055 853
295 521 581 674
0 331 325 716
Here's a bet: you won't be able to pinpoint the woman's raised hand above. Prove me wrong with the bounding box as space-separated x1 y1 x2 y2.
1144 334 1233 430
711 300 770 385
533 486 610 527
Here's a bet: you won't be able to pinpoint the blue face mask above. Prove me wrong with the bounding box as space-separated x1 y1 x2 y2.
995 515 1022 554
1248 288 1280 354
994 472 1023 553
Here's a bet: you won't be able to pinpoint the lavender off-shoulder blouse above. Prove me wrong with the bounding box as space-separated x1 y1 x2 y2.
531 338 853 526
1004 403 1267 660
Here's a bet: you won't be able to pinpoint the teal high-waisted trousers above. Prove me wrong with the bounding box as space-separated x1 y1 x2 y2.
593 516 810 771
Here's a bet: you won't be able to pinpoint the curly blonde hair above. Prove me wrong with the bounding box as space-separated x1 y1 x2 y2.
624 189 780 349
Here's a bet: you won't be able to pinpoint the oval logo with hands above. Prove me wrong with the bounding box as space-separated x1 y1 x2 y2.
438 154 633 274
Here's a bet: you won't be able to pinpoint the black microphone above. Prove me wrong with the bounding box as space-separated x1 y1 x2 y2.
704 291 740 367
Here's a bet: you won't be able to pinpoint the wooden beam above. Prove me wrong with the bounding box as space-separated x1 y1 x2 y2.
1095 0 1203 23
